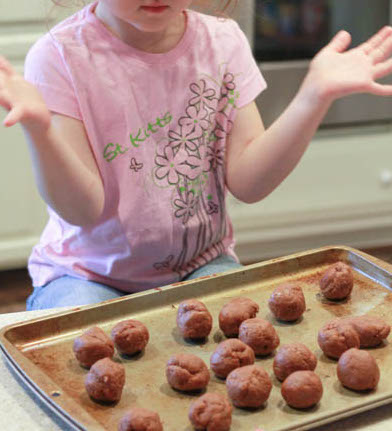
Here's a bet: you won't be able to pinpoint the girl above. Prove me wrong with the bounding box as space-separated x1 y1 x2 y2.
1 1 392 309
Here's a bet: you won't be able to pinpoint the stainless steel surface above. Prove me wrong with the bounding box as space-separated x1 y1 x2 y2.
237 0 392 128
257 62 392 128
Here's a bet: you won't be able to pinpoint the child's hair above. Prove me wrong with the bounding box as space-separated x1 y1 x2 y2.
50 0 238 16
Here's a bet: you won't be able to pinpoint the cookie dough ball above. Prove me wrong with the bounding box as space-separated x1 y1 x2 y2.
268 284 306 322
318 319 360 359
189 393 232 431
118 407 163 431
226 364 272 408
73 326 114 368
85 357 125 402
238 318 280 356
320 262 354 300
337 348 380 391
176 299 213 339
281 371 323 409
166 353 210 391
273 343 317 382
111 319 149 356
210 338 255 378
344 315 390 347
219 297 259 337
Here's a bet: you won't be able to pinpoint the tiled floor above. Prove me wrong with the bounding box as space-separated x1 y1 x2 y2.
0 246 391 314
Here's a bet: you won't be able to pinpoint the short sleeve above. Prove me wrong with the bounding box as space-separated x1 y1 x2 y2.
24 35 82 120
227 20 267 109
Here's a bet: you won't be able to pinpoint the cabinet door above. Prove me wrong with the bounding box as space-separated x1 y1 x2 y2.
0 1 43 21
228 127 392 262
0 120 48 269
0 1 75 269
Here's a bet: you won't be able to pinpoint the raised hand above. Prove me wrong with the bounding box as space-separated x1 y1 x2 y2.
0 55 51 132
304 26 392 102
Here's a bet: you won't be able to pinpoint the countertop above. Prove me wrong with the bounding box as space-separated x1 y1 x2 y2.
0 309 391 431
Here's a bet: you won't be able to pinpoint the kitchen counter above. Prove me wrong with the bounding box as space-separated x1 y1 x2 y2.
0 309 390 431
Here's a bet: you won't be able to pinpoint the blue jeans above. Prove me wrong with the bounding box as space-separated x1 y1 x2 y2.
26 255 242 310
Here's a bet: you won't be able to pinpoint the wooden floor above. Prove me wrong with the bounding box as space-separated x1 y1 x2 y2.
0 268 32 313
0 246 391 314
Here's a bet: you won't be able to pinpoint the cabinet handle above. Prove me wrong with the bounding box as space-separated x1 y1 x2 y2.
380 169 392 188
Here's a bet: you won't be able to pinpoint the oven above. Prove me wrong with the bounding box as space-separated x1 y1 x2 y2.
234 0 392 128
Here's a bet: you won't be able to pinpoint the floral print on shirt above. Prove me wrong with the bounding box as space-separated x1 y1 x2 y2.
152 71 240 277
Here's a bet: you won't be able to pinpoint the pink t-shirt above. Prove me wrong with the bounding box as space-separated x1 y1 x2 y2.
25 2 266 292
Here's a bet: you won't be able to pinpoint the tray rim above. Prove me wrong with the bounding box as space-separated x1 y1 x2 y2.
1 244 391 333
1 244 391 431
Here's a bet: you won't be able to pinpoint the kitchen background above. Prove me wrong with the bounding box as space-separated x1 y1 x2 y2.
0 0 392 312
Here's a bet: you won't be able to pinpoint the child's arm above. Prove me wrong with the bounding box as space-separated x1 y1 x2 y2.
0 57 104 226
226 27 392 203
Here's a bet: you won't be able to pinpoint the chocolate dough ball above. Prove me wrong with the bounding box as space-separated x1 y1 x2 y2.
320 262 354 300
176 299 213 339
219 297 259 337
318 319 360 359
118 407 163 431
226 364 272 408
111 319 149 356
238 318 280 356
337 348 380 391
281 370 323 409
166 353 210 391
268 284 306 321
189 393 232 431
273 343 317 382
85 357 125 402
344 315 391 347
73 326 114 368
210 338 255 378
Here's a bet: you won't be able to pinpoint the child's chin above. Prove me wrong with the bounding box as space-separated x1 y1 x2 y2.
131 20 172 34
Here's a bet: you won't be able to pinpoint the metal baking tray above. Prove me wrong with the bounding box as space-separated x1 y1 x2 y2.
0 246 391 431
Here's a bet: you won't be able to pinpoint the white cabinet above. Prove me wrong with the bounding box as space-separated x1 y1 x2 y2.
0 1 76 270
0 119 48 269
0 1 46 22
228 125 392 262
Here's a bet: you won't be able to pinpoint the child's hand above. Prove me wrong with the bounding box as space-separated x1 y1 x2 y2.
304 26 392 102
0 55 51 133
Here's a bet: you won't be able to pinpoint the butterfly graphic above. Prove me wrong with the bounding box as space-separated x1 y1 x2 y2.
153 255 174 271
207 201 219 214
129 157 143 172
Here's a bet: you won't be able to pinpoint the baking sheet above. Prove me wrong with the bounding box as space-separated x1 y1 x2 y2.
0 245 391 431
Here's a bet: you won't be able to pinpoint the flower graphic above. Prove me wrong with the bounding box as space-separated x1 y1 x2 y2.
168 129 198 152
221 73 236 96
185 143 212 174
174 190 197 224
149 72 240 270
213 95 234 139
155 146 191 185
206 143 225 171
179 105 210 138
215 114 233 139
207 201 219 214
189 79 216 109
216 95 231 115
